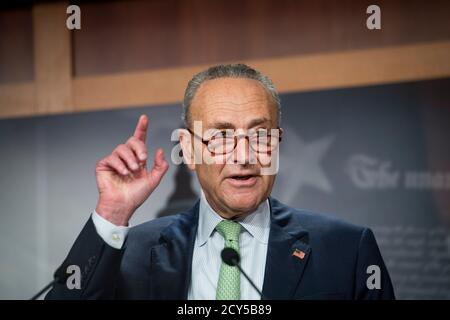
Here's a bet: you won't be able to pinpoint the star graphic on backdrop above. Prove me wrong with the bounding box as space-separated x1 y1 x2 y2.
283 134 334 194
296 135 334 192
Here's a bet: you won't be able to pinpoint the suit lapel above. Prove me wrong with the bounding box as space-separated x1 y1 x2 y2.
148 198 311 299
149 201 199 299
262 198 311 299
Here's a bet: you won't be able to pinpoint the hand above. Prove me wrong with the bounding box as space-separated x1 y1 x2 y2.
95 115 169 226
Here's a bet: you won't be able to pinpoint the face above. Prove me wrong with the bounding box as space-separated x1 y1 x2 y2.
180 77 281 218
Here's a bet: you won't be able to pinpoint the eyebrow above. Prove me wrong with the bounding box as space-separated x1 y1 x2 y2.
210 117 271 129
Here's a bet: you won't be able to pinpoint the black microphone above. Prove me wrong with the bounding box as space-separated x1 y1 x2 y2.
221 247 265 299
30 264 70 300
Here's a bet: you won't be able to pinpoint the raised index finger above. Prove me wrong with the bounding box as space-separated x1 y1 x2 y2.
133 115 148 142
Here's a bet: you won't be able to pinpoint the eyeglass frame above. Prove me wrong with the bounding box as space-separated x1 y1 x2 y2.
185 127 283 156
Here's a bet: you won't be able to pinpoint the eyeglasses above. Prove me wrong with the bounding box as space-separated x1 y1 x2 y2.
186 127 282 156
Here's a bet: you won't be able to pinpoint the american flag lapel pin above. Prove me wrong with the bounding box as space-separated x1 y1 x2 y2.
292 248 305 260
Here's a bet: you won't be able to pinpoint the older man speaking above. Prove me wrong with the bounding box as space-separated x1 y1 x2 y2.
46 64 394 300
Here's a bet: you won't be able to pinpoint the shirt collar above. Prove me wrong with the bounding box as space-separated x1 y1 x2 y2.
196 190 271 247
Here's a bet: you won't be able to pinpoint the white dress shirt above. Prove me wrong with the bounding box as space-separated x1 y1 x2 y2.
92 191 270 300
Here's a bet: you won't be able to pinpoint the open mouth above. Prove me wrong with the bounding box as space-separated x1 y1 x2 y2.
226 174 259 187
229 175 255 180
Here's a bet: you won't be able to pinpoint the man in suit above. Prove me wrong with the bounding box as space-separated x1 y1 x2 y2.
46 64 395 300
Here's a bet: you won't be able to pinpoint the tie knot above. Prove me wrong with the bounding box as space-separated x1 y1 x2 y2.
216 220 241 242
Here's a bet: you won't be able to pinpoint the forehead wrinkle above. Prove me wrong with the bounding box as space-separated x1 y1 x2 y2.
204 100 270 115
193 97 272 120
192 78 272 106
197 101 276 129
206 104 271 119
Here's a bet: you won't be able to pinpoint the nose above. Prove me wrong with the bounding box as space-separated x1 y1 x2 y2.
233 135 251 165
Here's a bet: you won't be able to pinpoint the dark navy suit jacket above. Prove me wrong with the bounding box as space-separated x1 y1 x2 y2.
46 198 395 299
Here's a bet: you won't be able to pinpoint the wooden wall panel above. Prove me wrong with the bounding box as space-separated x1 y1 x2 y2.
73 0 450 76
32 2 72 115
72 41 450 111
0 0 449 119
0 83 34 118
0 6 34 84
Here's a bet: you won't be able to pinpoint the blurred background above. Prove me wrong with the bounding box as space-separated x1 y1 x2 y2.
0 0 449 299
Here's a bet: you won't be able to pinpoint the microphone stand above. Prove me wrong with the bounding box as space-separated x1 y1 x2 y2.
30 265 68 300
231 257 265 299
222 248 265 300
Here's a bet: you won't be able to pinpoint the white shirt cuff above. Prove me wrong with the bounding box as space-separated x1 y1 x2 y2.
91 210 130 249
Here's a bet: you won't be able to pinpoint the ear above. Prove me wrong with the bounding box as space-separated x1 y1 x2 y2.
179 129 196 171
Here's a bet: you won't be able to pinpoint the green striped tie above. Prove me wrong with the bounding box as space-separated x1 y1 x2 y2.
215 220 241 300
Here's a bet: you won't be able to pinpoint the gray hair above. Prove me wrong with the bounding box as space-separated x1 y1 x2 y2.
182 63 281 127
